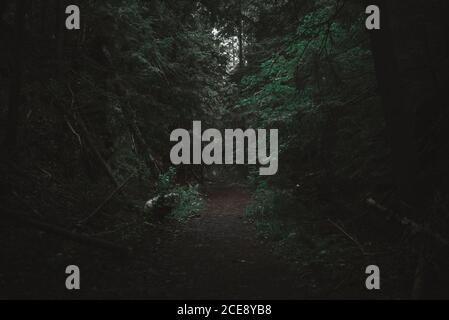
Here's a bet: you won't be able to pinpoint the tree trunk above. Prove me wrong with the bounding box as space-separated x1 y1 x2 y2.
55 0 65 79
368 0 418 210
0 1 9 20
3 0 27 153
367 0 449 299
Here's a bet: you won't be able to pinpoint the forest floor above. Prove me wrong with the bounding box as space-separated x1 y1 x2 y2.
146 186 307 299
1 186 311 299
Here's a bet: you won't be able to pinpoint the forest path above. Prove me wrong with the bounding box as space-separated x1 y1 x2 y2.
1 186 308 299
142 186 306 299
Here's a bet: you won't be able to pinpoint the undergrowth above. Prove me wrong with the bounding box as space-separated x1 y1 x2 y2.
246 180 367 297
155 167 204 222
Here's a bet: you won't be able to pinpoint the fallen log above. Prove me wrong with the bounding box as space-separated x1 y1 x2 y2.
4 211 132 254
366 197 449 246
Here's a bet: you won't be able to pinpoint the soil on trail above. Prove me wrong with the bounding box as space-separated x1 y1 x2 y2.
1 187 306 299
147 186 305 299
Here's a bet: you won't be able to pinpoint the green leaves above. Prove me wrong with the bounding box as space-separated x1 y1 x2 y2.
155 167 204 222
170 184 204 222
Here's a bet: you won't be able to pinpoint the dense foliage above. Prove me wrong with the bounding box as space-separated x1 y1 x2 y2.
1 0 449 299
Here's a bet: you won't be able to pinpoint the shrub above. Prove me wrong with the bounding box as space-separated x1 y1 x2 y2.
170 184 204 221
150 167 204 222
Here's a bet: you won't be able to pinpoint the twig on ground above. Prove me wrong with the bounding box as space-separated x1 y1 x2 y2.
327 218 367 255
78 174 135 225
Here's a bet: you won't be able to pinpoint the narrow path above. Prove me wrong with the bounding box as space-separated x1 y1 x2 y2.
1 186 308 299
146 187 306 299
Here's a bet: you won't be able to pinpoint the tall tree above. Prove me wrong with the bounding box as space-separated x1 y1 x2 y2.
368 0 418 211
3 0 27 153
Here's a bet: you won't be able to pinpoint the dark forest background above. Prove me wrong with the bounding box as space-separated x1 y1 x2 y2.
1 0 449 299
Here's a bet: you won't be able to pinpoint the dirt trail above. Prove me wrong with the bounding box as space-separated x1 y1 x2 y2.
145 186 306 299
1 186 307 299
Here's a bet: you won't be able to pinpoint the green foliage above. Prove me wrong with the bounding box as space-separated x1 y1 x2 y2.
246 180 364 296
170 184 204 222
246 181 302 240
239 2 387 293
246 181 296 218
39 0 230 183
239 2 374 127
237 0 384 194
154 167 204 222
157 167 177 194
